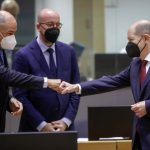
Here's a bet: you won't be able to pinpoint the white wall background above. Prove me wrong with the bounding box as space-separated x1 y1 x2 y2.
35 0 74 44
35 0 150 53
104 0 150 53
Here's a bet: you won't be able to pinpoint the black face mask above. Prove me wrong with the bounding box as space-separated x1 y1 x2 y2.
126 42 141 57
125 38 146 58
44 27 60 43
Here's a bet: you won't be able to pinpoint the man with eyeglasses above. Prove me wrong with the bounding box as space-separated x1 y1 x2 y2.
13 8 80 132
0 10 61 133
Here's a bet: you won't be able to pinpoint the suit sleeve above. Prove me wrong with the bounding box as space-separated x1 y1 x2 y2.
6 94 12 113
80 66 131 96
0 64 44 89
63 47 80 122
12 51 46 129
145 101 150 116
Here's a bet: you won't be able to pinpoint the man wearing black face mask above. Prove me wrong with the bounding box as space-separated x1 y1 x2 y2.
126 35 146 58
58 20 150 150
12 8 80 132
0 10 62 133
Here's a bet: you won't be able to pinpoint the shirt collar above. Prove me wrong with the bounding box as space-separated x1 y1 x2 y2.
36 36 55 53
144 53 150 62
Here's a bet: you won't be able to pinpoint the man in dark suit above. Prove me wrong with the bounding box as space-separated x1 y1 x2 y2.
13 8 80 132
0 10 61 132
60 20 150 150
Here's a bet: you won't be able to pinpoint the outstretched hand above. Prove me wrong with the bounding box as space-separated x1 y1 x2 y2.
47 79 62 92
59 81 79 94
47 79 79 94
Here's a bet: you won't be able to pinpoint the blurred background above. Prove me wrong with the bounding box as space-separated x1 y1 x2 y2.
1 0 150 137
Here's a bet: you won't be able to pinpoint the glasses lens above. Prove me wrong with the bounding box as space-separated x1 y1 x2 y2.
40 22 62 28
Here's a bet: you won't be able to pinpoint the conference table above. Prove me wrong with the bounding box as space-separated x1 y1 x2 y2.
78 140 132 150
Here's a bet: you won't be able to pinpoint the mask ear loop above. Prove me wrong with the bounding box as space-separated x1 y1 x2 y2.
137 36 143 45
138 36 146 54
0 32 4 38
39 23 47 30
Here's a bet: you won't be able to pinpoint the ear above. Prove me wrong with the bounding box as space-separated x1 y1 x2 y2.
143 34 150 40
36 23 41 32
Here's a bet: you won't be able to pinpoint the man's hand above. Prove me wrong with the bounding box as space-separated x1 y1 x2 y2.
51 120 67 132
9 97 23 116
131 101 147 118
47 79 62 92
41 123 55 132
59 81 79 94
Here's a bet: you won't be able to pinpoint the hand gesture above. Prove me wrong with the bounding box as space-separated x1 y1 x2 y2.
51 120 67 132
47 79 62 92
9 97 23 116
41 123 55 132
60 81 79 94
131 101 147 118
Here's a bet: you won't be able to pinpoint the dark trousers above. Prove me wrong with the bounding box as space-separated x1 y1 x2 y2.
133 132 142 150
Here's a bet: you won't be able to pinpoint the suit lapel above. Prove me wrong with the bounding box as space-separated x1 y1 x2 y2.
30 40 65 79
0 49 8 67
30 40 50 76
132 59 141 101
140 65 150 95
55 42 64 80
0 50 4 65
2 50 8 67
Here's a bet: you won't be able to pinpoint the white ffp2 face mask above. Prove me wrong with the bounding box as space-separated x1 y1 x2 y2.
1 35 17 50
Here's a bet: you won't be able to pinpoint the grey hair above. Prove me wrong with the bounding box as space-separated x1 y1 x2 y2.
135 21 150 36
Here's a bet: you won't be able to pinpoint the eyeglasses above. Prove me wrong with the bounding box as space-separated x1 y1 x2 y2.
40 22 63 29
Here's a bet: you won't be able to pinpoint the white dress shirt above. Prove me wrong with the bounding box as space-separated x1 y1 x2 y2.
144 53 150 73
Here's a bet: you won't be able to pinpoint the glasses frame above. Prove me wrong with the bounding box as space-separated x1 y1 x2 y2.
39 22 63 29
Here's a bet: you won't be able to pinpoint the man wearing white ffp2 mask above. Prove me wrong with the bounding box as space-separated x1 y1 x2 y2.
0 10 62 133
0 33 17 50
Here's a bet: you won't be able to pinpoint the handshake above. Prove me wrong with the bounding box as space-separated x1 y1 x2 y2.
48 79 80 94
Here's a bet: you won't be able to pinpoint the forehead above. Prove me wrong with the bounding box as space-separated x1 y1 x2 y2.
41 12 60 23
1 19 17 34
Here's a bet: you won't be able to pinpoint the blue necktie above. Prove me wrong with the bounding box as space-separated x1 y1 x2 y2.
47 48 57 78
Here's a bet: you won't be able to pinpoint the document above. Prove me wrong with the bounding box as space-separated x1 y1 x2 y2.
99 137 129 140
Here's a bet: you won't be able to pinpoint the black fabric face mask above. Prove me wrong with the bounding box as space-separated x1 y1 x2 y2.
126 37 146 58
44 27 60 43
125 42 141 57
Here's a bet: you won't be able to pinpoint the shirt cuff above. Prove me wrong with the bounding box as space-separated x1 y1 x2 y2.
43 77 48 88
10 97 15 102
61 117 72 127
37 121 47 131
76 84 81 94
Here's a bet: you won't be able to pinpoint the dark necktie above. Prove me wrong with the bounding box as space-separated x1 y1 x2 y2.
47 48 57 78
140 60 148 85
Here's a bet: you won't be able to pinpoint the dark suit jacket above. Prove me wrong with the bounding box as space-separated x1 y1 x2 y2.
0 49 44 132
80 58 150 150
13 39 80 131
